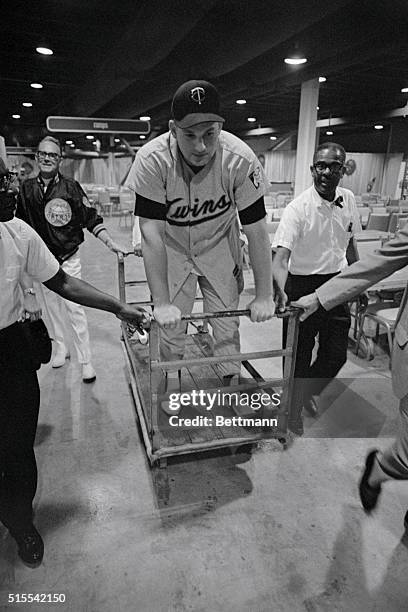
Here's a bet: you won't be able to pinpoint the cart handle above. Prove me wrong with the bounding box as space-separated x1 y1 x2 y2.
149 306 300 323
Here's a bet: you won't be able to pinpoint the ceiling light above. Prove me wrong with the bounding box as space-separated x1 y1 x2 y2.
70 143 75 148
140 116 150 121
269 136 277 140
22 102 32 107
401 87 408 93
140 135 146 139
247 117 256 122
316 106 319 110
319 76 326 83
284 57 307 65
86 134 94 140
30 83 43 89
236 99 246 104
326 130 333 135
36 46 53 55
12 114 21 119
114 138 120 143
374 124 384 130
65 140 73 144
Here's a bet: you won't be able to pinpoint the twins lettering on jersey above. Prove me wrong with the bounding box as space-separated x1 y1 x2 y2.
166 194 232 226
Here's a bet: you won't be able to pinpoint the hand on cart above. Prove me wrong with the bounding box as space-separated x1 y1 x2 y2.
291 293 320 321
116 304 150 331
246 295 275 322
153 303 182 329
273 284 288 314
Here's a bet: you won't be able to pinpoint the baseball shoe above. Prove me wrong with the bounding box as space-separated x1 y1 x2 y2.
82 362 96 383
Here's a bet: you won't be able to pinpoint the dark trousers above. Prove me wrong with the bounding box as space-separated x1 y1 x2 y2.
283 273 351 420
0 323 40 535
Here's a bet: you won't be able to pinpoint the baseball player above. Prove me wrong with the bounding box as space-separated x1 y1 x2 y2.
126 79 274 391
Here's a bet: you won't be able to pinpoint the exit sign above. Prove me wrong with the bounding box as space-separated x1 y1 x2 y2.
46 116 150 134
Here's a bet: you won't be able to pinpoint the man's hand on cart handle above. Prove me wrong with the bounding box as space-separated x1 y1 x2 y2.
247 296 275 322
291 292 320 321
115 304 150 330
153 304 182 329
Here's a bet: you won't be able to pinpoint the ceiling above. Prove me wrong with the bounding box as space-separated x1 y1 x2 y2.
2 0 408 154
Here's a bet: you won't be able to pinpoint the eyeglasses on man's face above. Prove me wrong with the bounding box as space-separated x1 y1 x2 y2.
313 161 344 175
36 150 60 161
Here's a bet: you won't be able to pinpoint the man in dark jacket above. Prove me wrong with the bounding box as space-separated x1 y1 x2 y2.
16 136 125 382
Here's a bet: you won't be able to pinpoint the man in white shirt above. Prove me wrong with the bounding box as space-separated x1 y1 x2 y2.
272 142 361 435
0 159 146 567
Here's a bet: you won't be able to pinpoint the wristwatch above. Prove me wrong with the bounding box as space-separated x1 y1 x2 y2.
24 288 36 296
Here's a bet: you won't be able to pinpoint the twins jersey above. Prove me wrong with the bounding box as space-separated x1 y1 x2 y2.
126 130 268 303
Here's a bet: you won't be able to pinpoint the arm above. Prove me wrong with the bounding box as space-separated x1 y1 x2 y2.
95 227 128 255
19 271 42 321
242 218 274 321
132 215 143 257
272 246 291 313
43 268 147 327
140 217 181 328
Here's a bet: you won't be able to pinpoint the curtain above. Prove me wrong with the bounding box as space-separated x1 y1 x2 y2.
264 150 296 182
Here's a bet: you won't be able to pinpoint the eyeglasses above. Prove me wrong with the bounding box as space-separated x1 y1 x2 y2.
36 151 60 161
313 161 344 175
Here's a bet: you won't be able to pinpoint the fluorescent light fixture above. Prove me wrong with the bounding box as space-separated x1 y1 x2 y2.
284 57 307 65
319 76 326 83
139 116 150 121
140 135 146 139
36 46 53 55
236 99 246 104
65 140 73 144
22 102 32 107
247 117 256 122
401 87 408 93
270 136 277 140
86 135 94 140
30 83 43 89
12 114 21 119
326 130 333 135
374 124 384 130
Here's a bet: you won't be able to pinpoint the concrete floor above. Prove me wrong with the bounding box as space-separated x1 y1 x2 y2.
1 216 408 612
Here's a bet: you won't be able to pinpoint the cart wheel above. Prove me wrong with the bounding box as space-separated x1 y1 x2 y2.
153 461 170 505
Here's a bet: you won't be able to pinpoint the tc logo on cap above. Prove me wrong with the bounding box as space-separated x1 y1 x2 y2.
190 87 205 105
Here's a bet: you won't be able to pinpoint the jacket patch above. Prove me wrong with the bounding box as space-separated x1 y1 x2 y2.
249 166 261 189
44 198 72 227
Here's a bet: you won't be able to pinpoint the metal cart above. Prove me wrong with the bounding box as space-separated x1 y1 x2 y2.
117 253 300 504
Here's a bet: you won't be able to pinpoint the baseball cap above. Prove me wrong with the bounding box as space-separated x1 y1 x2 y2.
171 80 225 128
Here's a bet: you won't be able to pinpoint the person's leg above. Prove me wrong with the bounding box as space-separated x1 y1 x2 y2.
60 252 92 365
306 302 351 399
374 394 408 482
197 276 240 377
159 273 197 369
36 280 68 366
0 323 43 564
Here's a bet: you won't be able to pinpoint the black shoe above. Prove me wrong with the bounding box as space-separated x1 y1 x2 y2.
303 397 318 417
404 510 408 531
359 450 381 514
288 416 304 436
13 524 44 567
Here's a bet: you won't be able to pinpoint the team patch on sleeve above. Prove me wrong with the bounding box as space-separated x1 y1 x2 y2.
249 165 262 189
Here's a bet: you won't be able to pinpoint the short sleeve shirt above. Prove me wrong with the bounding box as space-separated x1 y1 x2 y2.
272 185 362 275
0 218 59 329
126 130 269 302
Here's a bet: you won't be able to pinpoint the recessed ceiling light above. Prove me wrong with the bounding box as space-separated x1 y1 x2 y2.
269 136 277 140
70 143 75 148
12 114 21 119
140 135 146 139
316 106 319 110
22 102 32 107
65 140 73 144
36 46 53 55
140 116 150 121
86 134 94 140
319 76 326 83
114 138 120 143
236 99 246 105
401 87 408 93
284 57 307 65
374 124 384 130
326 130 333 135
247 117 256 122
30 83 43 89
